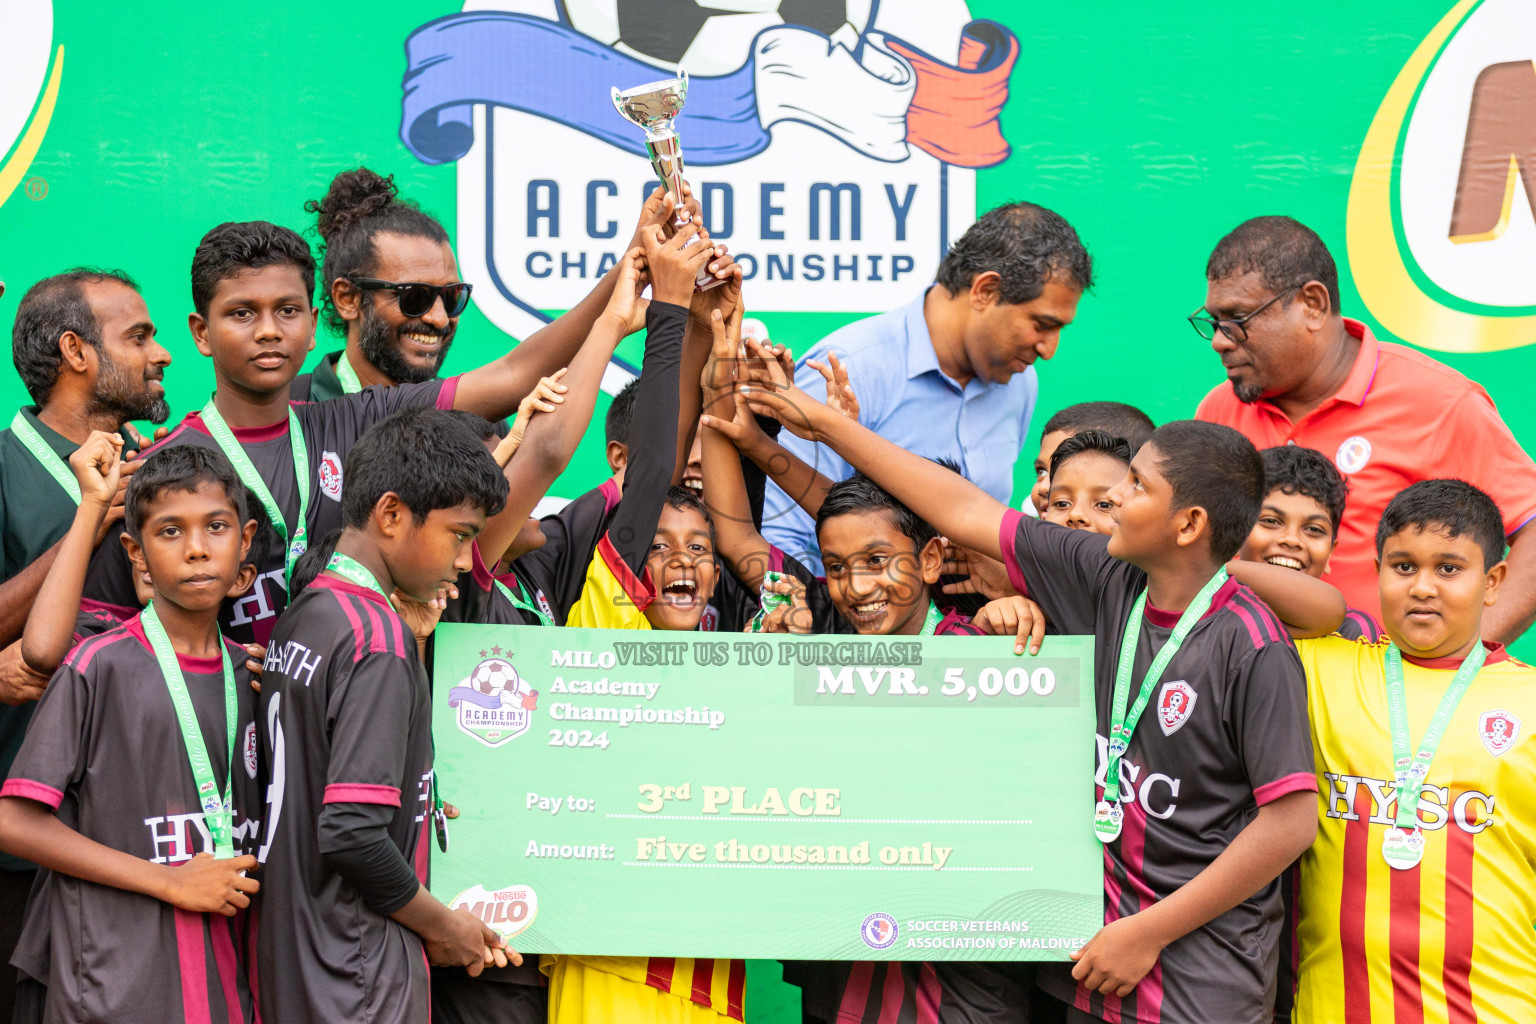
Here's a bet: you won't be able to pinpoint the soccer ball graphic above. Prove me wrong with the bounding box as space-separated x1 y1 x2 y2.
470 657 519 699
560 0 873 76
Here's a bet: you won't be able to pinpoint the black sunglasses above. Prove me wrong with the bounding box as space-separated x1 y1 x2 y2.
347 276 473 318
1187 286 1297 343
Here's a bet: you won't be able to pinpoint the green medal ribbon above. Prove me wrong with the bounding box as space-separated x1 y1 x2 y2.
1379 641 1487 870
325 551 389 599
140 602 238 860
201 401 309 585
9 411 81 504
335 352 364 395
493 575 554 628
1096 568 1229 844
918 601 945 637
431 771 450 853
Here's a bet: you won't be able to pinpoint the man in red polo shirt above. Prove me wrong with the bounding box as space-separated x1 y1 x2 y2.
1193 215 1536 639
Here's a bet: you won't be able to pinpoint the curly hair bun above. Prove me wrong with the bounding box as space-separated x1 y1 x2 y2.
305 168 398 241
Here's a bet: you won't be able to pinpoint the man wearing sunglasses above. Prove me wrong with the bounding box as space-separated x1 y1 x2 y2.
1192 215 1536 642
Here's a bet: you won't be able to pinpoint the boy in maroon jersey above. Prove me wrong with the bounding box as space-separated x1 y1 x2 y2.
0 446 263 1023
255 408 514 1024
740 358 1332 1023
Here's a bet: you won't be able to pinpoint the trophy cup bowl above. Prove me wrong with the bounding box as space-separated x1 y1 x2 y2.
611 67 724 291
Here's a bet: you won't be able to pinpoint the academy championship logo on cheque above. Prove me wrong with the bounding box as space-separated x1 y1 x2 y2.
400 0 1019 382
449 646 539 747
1348 0 1536 353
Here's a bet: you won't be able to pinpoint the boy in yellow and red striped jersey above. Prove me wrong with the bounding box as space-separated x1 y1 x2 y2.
1291 479 1536 1024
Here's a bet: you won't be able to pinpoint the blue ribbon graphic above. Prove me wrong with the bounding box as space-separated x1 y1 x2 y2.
447 686 509 710
401 12 768 167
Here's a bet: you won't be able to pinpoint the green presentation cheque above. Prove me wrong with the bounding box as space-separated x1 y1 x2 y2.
430 625 1102 961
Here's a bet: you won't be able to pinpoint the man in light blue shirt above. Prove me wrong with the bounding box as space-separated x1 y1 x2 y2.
762 202 1093 562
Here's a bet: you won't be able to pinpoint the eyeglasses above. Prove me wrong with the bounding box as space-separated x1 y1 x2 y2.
1187 286 1296 343
347 277 473 318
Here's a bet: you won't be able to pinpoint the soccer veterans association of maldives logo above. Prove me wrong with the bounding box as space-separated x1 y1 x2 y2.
860 911 897 950
449 645 540 747
400 0 1019 368
1348 0 1536 353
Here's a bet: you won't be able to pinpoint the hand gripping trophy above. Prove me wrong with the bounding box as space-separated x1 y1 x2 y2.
611 67 725 291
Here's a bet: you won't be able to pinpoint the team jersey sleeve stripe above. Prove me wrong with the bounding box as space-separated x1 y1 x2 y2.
998 508 1030 597
599 477 622 515
435 375 460 411
1227 598 1271 649
469 539 496 592
77 598 138 632
174 908 214 1024
767 544 785 574
62 627 122 672
1443 811 1478 1024
322 783 403 807
0 779 63 809
1253 771 1318 806
331 592 370 662
596 533 655 608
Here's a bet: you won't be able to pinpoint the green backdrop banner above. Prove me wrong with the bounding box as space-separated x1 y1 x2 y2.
430 624 1100 960
3 2 1532 512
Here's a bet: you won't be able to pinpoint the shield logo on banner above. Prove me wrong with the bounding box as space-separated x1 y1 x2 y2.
399 1 1019 389
1479 709 1520 756
1157 680 1198 736
448 648 539 748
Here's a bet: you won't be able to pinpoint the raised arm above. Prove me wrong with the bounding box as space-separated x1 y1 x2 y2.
699 308 775 594
1227 559 1346 638
739 360 1010 562
451 188 733 421
20 432 123 675
475 249 653 568
603 226 710 578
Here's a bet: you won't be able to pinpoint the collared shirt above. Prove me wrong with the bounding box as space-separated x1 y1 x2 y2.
762 290 1039 563
289 349 348 403
1196 319 1536 619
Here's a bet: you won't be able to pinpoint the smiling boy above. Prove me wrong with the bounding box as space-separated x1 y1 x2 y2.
1290 480 1536 1024
742 363 1324 1022
81 214 668 645
1238 445 1382 641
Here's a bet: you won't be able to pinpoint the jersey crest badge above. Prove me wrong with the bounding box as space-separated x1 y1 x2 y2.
243 722 258 779
1335 435 1373 474
448 650 538 748
698 605 721 632
1479 709 1520 756
1157 680 1198 736
318 450 344 501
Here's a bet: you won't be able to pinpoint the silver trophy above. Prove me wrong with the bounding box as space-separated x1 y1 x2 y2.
611 66 724 290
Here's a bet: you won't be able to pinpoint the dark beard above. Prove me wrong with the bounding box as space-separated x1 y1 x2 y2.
92 347 169 424
1233 380 1265 404
357 298 454 385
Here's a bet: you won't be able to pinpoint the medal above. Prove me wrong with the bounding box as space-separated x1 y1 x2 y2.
141 602 239 860
1381 826 1425 870
1096 569 1227 844
1379 642 1486 870
1093 800 1123 842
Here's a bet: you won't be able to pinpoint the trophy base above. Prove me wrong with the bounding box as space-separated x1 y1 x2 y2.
696 267 727 291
